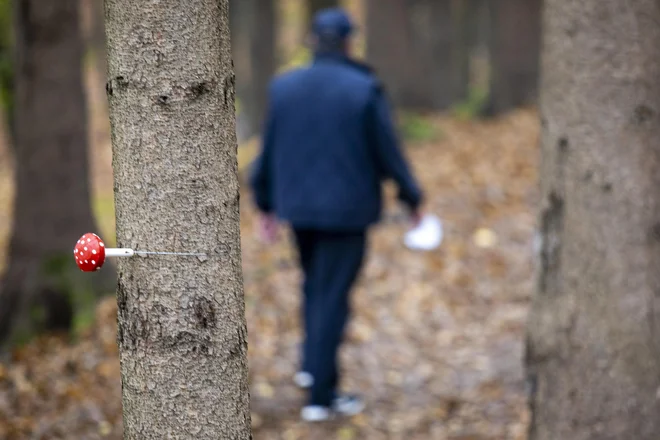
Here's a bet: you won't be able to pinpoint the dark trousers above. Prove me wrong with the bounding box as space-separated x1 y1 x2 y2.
293 228 367 406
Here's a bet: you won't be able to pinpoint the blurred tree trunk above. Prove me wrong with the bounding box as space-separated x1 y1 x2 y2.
90 0 106 84
466 0 488 53
308 0 338 16
0 0 115 350
365 0 464 110
106 0 251 438
453 0 472 103
230 0 275 142
0 0 13 147
525 1 660 439
79 0 106 85
466 0 489 91
483 0 541 116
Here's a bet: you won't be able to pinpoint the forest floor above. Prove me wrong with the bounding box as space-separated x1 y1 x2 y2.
0 60 540 438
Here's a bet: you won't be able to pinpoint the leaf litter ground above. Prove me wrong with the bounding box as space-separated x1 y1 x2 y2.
0 109 539 439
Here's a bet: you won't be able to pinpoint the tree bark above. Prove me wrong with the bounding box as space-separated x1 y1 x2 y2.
365 0 463 110
525 1 660 439
0 0 115 349
483 0 541 116
230 0 275 141
105 0 251 438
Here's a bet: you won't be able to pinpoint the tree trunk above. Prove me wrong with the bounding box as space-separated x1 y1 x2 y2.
525 1 660 439
466 0 488 53
79 0 106 84
0 0 115 349
90 0 107 83
308 0 338 16
230 0 275 142
453 0 472 102
465 0 489 91
0 0 14 147
105 0 251 438
483 0 541 116
365 0 463 111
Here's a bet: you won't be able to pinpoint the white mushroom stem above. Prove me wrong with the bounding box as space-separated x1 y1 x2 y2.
105 248 135 257
105 248 207 258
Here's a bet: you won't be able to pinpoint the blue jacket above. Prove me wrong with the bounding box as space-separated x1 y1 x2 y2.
249 53 423 231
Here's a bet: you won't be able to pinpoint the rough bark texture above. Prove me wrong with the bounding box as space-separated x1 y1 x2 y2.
105 0 251 438
484 0 541 116
0 0 114 349
525 1 660 439
365 0 462 110
230 0 275 141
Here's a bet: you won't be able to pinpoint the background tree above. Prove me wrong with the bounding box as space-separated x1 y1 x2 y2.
365 0 464 110
308 0 338 18
525 0 660 438
230 0 276 141
483 0 541 116
79 0 107 89
89 0 107 89
0 0 12 144
0 0 115 349
105 0 251 437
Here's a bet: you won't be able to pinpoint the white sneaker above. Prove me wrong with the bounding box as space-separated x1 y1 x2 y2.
300 394 365 422
293 371 314 388
301 405 332 422
332 395 365 416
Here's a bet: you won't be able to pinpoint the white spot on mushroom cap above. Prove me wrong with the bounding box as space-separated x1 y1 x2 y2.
84 247 88 251
91 260 96 265
84 260 88 263
92 250 97 255
87 238 91 243
100 242 105 247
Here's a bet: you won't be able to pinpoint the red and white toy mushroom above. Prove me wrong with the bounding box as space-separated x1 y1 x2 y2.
73 232 205 272
73 233 106 272
73 233 134 272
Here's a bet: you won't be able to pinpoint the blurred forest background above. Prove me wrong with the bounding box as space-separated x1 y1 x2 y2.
0 0 542 438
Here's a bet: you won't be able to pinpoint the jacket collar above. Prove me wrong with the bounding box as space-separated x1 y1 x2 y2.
312 52 375 75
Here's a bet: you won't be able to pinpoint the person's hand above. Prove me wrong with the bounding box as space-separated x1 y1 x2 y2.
410 208 423 228
257 213 279 244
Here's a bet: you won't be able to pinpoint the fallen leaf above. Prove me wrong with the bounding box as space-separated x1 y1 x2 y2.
473 228 497 248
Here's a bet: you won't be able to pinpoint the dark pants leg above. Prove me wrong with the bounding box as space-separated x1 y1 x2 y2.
293 228 367 407
294 229 316 374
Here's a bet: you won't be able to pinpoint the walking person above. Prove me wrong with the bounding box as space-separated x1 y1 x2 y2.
249 7 424 422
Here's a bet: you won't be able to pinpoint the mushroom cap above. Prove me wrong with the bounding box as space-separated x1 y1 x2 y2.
73 233 106 272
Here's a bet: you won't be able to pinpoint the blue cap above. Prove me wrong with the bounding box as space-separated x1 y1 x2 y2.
312 8 355 40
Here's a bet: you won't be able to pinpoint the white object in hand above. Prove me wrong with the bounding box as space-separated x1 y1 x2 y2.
404 214 443 251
